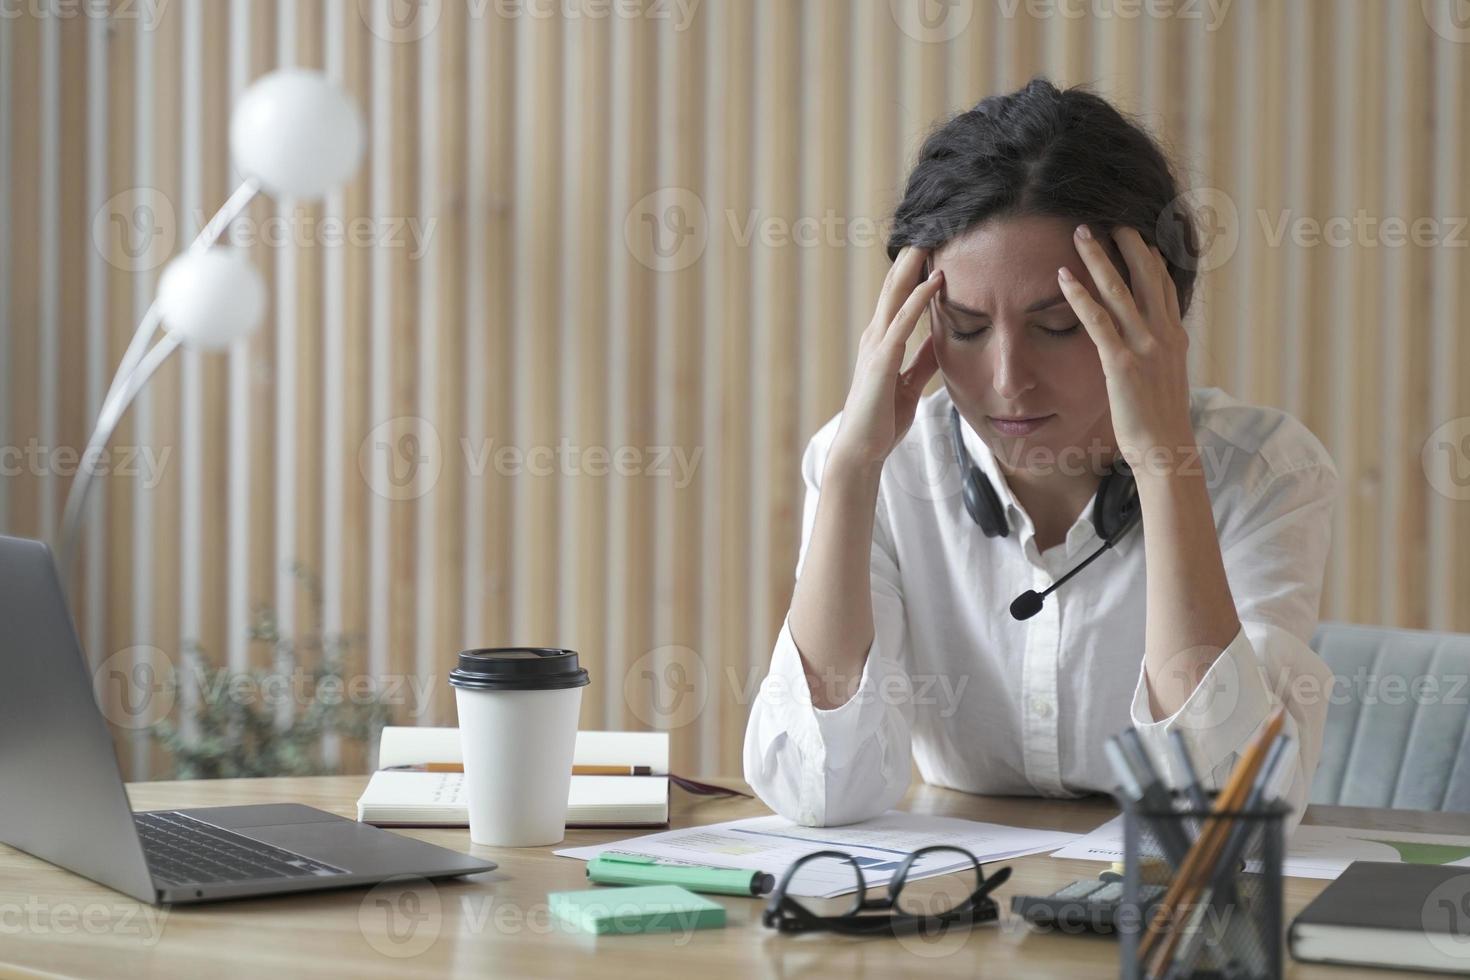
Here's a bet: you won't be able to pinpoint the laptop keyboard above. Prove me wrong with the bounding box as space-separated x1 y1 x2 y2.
136 810 349 886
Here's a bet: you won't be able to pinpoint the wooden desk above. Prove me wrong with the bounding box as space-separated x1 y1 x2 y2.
0 776 1448 979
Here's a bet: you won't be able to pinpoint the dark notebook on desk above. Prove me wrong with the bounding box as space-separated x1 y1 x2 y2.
1289 860 1470 974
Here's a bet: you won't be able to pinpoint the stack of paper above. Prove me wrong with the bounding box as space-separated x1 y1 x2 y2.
555 810 1081 898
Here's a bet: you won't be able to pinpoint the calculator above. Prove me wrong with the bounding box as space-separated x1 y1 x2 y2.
1010 876 1168 934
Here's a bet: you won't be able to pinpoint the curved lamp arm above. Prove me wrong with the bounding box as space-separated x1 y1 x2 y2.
56 177 261 583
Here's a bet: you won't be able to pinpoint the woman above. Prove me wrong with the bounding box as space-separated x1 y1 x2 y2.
743 77 1337 831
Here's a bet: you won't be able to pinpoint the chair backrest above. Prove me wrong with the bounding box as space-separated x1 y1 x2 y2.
1309 621 1470 812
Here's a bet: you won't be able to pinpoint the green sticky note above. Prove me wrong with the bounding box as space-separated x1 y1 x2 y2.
548 884 727 936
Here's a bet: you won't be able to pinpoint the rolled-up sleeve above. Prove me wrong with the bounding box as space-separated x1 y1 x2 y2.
743 428 914 826
1128 460 1338 834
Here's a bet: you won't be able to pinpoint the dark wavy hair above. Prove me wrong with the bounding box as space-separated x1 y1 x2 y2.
886 76 1200 318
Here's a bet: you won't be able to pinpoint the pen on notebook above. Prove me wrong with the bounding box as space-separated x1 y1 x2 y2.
382 763 655 776
382 762 465 773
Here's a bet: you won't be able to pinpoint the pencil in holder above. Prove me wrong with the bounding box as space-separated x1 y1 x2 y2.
1117 791 1290 980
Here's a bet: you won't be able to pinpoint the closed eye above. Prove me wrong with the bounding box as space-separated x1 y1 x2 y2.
948 322 1083 342
949 325 987 342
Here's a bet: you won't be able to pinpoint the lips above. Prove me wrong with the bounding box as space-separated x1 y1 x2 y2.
986 414 1055 437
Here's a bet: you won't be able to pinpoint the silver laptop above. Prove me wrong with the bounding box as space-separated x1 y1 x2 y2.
0 534 494 904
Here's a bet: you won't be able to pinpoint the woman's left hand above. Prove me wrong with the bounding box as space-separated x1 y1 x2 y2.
1057 223 1195 478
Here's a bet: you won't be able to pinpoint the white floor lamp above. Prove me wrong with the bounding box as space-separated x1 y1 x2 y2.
57 69 365 584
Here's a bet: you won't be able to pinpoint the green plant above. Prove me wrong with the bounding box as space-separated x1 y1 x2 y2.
152 563 393 778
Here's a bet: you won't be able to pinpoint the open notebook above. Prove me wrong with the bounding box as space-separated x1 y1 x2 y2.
356 728 672 828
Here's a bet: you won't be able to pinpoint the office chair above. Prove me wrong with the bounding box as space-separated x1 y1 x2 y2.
1309 621 1470 812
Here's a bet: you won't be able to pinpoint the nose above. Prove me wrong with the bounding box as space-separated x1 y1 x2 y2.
991 334 1037 401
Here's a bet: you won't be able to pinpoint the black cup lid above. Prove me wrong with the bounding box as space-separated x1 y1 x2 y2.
448 647 590 691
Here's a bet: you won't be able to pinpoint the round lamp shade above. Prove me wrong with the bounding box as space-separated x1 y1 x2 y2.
157 249 266 350
230 69 365 199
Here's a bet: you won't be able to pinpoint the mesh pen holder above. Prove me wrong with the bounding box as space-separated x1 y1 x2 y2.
1118 792 1290 980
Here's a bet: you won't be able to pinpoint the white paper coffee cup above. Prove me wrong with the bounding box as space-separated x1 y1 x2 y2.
449 648 590 847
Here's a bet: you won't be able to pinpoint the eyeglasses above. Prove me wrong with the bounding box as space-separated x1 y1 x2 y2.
761 845 1012 937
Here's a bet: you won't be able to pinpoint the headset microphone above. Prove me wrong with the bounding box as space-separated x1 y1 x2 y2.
1008 530 1129 620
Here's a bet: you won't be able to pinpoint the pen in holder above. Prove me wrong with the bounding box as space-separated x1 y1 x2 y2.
1118 790 1290 980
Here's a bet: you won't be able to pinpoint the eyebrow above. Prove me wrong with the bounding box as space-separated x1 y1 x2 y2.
940 293 1070 319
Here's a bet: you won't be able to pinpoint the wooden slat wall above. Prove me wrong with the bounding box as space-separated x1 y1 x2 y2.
2 0 1468 780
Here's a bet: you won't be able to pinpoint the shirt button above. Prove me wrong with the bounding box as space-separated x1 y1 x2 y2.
1031 698 1052 718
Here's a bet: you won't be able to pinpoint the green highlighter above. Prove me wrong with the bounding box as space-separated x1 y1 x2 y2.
586 851 775 897
549 885 726 936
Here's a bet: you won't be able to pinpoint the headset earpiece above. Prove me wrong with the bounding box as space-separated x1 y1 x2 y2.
967 469 1009 538
1093 460 1141 542
952 404 1142 546
950 406 1009 538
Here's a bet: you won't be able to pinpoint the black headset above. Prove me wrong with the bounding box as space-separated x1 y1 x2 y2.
948 405 1142 620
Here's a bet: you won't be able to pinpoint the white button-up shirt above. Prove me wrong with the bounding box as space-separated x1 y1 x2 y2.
744 386 1338 832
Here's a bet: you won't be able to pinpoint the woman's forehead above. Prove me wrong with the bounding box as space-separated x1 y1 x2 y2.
932 215 1129 314
932 218 1077 315
936 214 1077 264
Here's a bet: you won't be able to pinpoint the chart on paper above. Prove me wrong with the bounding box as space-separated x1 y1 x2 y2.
1050 815 1470 880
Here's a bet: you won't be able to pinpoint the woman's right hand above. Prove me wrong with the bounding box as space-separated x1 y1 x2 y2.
829 245 947 474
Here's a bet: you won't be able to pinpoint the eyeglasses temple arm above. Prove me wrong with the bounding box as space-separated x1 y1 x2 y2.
973 864 1013 903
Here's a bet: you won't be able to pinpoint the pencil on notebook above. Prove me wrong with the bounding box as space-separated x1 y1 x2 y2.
1137 705 1287 973
573 765 654 776
383 762 653 776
